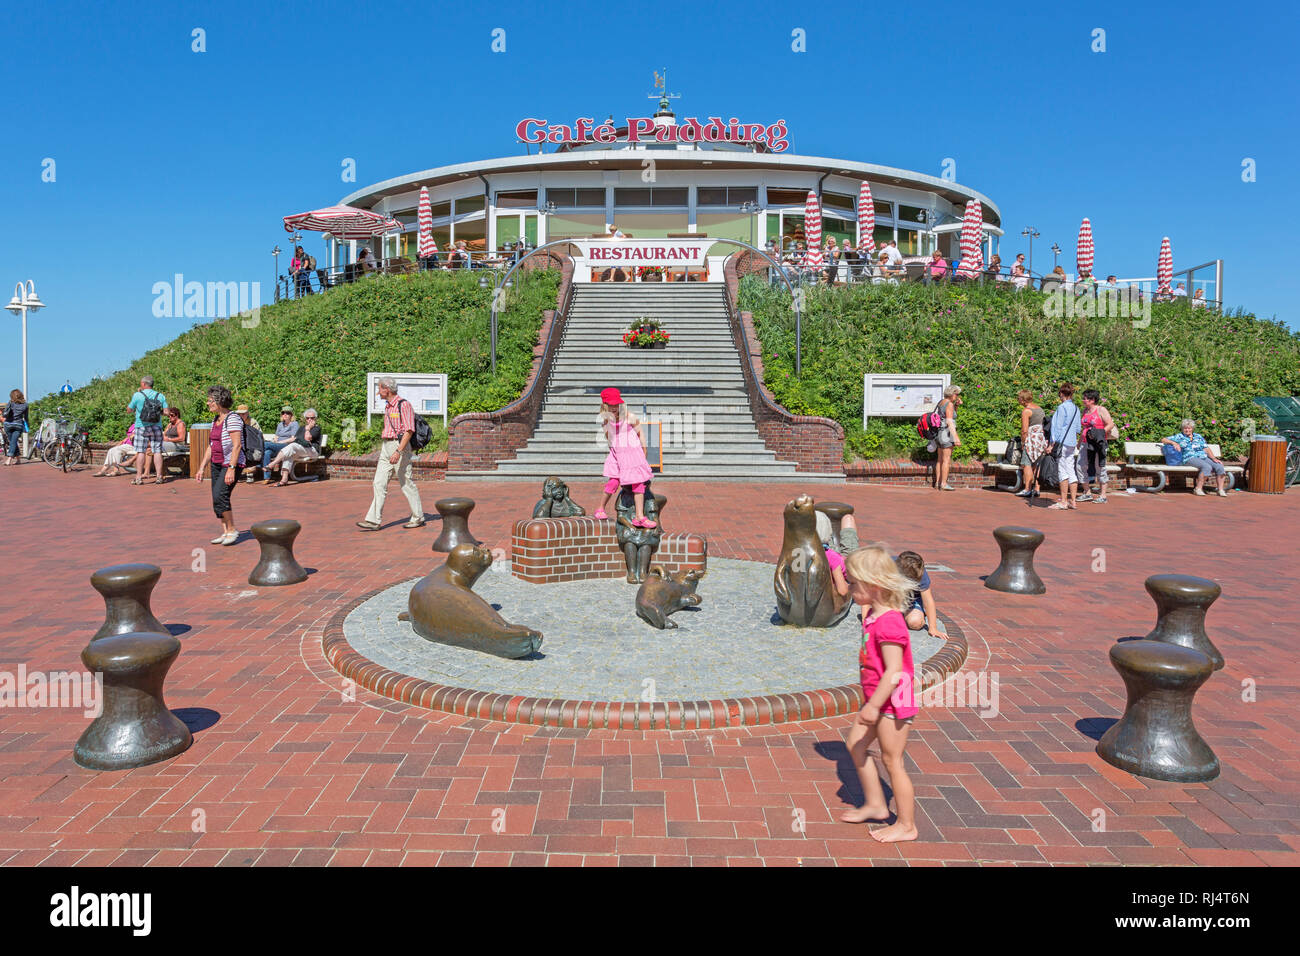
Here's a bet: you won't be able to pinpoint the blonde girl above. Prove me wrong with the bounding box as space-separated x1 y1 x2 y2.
594 387 655 527
839 545 919 843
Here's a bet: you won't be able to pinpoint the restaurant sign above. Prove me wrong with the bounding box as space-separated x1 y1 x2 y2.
573 239 708 268
517 116 789 152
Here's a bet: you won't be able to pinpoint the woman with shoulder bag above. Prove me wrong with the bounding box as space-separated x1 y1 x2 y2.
1016 390 1047 497
930 385 963 490
1078 388 1117 503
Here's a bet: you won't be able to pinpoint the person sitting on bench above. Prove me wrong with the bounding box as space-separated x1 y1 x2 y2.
264 409 322 486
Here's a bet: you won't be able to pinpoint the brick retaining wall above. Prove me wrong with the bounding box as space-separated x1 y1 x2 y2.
511 516 707 584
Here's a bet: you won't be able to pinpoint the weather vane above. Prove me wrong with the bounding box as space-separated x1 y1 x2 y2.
649 68 680 109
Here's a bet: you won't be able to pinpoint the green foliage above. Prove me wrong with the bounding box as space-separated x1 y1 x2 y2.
737 275 1300 462
31 270 559 455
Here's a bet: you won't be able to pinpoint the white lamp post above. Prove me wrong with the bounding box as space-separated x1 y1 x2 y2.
6 280 45 457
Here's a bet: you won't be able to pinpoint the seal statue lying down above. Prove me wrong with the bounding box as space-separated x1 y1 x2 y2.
399 543 543 659
635 566 704 629
774 494 852 628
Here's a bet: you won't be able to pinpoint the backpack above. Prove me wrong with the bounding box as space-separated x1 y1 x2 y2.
242 424 265 462
916 401 945 440
1001 437 1023 465
138 390 163 424
400 399 433 452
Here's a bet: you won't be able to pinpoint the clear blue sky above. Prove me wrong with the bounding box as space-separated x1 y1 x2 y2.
2 0 1295 399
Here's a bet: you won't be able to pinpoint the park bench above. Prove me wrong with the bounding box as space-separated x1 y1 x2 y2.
987 440 1122 492
1122 441 1243 493
285 433 328 483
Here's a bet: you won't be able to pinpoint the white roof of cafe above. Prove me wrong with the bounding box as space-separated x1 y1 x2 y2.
340 150 1001 224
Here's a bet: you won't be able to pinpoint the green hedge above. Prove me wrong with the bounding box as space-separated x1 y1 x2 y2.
32 269 559 455
737 276 1300 462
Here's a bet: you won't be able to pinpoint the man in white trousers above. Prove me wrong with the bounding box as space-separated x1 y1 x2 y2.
356 377 425 531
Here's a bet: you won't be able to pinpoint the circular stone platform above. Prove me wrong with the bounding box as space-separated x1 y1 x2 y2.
324 558 968 730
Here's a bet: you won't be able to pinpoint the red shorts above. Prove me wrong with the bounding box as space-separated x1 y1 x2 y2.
605 479 646 494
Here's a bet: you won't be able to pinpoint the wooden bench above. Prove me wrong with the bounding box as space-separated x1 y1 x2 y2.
1122 441 1244 493
286 433 328 483
987 440 1121 492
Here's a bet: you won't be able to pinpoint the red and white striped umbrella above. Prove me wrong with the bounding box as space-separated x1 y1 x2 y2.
1157 237 1173 293
417 187 437 259
857 181 876 255
955 200 984 278
1076 218 1094 277
803 191 823 273
282 205 402 241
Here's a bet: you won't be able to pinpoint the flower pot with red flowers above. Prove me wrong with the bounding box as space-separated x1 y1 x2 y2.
623 317 671 349
638 266 664 282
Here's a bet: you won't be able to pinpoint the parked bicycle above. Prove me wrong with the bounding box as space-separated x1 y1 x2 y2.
42 407 89 472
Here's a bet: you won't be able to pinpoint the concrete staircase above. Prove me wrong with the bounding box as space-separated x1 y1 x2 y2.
453 284 838 481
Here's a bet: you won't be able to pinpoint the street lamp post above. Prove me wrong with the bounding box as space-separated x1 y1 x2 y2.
479 272 515 375
739 200 760 248
1021 226 1040 275
1050 242 1061 269
6 280 46 457
272 245 282 302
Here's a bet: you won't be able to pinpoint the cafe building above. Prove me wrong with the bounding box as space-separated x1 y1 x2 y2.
334 95 1003 274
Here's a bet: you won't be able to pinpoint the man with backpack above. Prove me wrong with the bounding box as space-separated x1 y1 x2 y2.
127 375 168 484
356 376 428 531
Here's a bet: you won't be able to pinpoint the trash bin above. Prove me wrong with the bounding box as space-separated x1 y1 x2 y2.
189 424 211 479
1247 436 1286 493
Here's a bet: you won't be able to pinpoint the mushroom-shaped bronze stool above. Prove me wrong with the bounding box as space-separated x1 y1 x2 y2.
90 563 168 641
74 632 193 771
432 498 482 553
1143 574 1224 670
1096 640 1219 783
814 501 855 551
984 526 1046 594
248 519 308 587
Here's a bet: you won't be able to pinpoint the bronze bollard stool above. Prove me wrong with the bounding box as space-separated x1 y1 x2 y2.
1143 574 1224 670
432 497 481 553
248 519 308 587
74 632 193 771
814 501 855 550
1095 640 1219 783
90 564 168 641
984 526 1046 594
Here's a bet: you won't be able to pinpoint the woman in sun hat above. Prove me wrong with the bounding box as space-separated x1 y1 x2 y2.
593 387 655 528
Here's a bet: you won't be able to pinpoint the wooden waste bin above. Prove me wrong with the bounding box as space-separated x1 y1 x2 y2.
1247 436 1286 493
189 424 211 479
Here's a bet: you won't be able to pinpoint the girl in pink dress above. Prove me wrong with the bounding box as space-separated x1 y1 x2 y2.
839 545 919 843
593 387 655 527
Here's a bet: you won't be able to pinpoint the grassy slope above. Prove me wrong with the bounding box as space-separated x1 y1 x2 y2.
32 269 559 454
737 276 1300 461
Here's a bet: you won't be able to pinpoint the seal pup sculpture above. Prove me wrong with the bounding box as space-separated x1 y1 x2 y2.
635 566 704 629
774 494 852 627
400 542 543 659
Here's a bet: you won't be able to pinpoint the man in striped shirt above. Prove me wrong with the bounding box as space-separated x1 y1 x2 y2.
356 377 425 531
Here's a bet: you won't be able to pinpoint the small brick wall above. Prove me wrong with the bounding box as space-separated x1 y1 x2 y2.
845 458 1002 488
721 256 845 474
85 444 449 481
447 257 575 472
511 517 707 584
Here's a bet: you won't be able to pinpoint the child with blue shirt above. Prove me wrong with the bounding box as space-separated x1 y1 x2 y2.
896 551 941 637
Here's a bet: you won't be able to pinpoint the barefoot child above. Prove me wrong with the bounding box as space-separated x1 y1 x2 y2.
593 387 656 528
896 550 942 638
839 545 920 843
816 511 860 598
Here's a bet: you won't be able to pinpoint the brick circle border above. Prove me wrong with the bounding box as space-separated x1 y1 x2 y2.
322 584 968 730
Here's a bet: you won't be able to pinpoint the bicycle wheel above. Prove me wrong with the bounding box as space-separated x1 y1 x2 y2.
43 440 63 469
1286 444 1300 487
66 439 84 469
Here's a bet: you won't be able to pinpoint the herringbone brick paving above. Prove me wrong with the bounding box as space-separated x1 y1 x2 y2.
1 463 1296 866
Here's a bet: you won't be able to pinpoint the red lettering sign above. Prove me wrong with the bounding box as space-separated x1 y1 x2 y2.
515 117 789 152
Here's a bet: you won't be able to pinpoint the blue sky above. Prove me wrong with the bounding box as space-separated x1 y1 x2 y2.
2 0 1295 399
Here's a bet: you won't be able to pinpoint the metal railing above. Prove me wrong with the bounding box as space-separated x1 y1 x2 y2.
278 246 539 300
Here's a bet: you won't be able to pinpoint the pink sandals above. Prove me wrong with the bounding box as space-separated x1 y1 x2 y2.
631 517 657 529
593 509 608 520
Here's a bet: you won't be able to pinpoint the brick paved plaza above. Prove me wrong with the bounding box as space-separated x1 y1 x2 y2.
2 465 1296 867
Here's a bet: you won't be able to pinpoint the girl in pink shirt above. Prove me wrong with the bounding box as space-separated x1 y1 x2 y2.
593 387 656 527
840 545 919 843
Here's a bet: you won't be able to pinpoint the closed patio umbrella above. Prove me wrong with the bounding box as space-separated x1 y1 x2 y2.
417 187 437 262
282 205 402 241
955 200 984 278
857 181 876 256
1157 237 1173 294
1076 218 1095 277
803 191 823 274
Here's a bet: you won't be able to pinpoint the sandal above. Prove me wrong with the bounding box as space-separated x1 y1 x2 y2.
631 517 657 529
593 509 608 520
1047 502 1068 510
131 478 144 485
154 478 165 485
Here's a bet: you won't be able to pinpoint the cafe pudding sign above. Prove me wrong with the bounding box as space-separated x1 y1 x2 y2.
516 116 790 152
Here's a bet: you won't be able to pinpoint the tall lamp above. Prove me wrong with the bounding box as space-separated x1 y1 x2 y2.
1021 226 1040 274
6 280 46 457
478 272 514 375
272 245 282 302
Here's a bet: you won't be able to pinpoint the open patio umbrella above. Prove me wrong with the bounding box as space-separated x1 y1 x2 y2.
282 205 402 241
955 200 984 278
803 191 823 274
1076 218 1094 277
1157 237 1173 294
857 181 876 255
417 187 437 260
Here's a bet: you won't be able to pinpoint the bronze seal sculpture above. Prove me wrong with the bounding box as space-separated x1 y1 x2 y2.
401 543 542 659
774 494 851 627
531 477 587 518
636 566 704 629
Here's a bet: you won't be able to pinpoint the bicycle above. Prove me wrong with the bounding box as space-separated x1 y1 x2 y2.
1282 429 1300 487
42 407 89 472
25 417 58 461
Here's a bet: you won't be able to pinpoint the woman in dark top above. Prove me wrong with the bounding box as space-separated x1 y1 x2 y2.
3 389 28 465
1017 389 1047 497
264 409 322 486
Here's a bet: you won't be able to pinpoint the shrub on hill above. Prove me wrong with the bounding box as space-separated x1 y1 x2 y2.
737 276 1300 462
33 269 559 455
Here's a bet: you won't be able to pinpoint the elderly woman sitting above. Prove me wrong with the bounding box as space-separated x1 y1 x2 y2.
1161 419 1228 497
93 425 137 477
264 409 322 486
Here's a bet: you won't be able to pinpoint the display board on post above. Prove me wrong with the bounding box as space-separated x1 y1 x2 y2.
862 373 951 427
366 373 448 430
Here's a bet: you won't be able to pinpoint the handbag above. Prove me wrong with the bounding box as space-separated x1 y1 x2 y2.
1001 437 1023 465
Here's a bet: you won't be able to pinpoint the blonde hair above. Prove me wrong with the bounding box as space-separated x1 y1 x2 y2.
844 545 915 612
